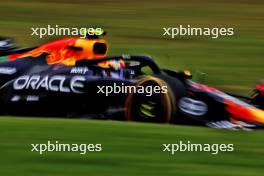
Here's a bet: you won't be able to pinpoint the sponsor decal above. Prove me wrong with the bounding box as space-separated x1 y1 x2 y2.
0 67 16 75
26 95 39 101
0 40 9 47
11 95 20 102
13 75 85 93
70 67 89 74
178 97 208 116
0 40 14 48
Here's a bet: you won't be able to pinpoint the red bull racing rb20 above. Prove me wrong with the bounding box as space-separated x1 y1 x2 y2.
0 34 263 130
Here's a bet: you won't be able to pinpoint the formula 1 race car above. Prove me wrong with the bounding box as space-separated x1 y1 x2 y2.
0 35 263 129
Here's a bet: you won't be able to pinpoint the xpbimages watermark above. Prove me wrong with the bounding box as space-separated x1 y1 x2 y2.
31 141 102 155
163 25 234 39
162 141 234 155
31 25 104 38
97 83 168 96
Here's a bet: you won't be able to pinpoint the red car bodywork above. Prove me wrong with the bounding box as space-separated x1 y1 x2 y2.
8 37 108 66
191 82 264 125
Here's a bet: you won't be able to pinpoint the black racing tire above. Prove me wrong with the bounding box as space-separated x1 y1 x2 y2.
155 74 187 123
125 75 179 123
155 74 187 100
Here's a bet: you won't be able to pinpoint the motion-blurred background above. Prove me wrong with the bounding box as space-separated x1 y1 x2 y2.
0 0 264 176
1 0 264 95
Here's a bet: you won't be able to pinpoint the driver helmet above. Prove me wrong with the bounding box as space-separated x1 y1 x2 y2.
98 59 126 78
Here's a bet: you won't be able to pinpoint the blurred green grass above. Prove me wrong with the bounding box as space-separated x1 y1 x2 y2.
0 117 264 176
0 1 264 175
1 0 264 94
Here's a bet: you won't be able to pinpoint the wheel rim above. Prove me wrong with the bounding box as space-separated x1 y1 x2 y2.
125 76 175 123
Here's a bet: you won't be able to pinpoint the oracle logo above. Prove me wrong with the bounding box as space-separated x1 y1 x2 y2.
13 75 85 93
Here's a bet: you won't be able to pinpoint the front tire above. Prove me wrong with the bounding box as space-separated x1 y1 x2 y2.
125 75 175 123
